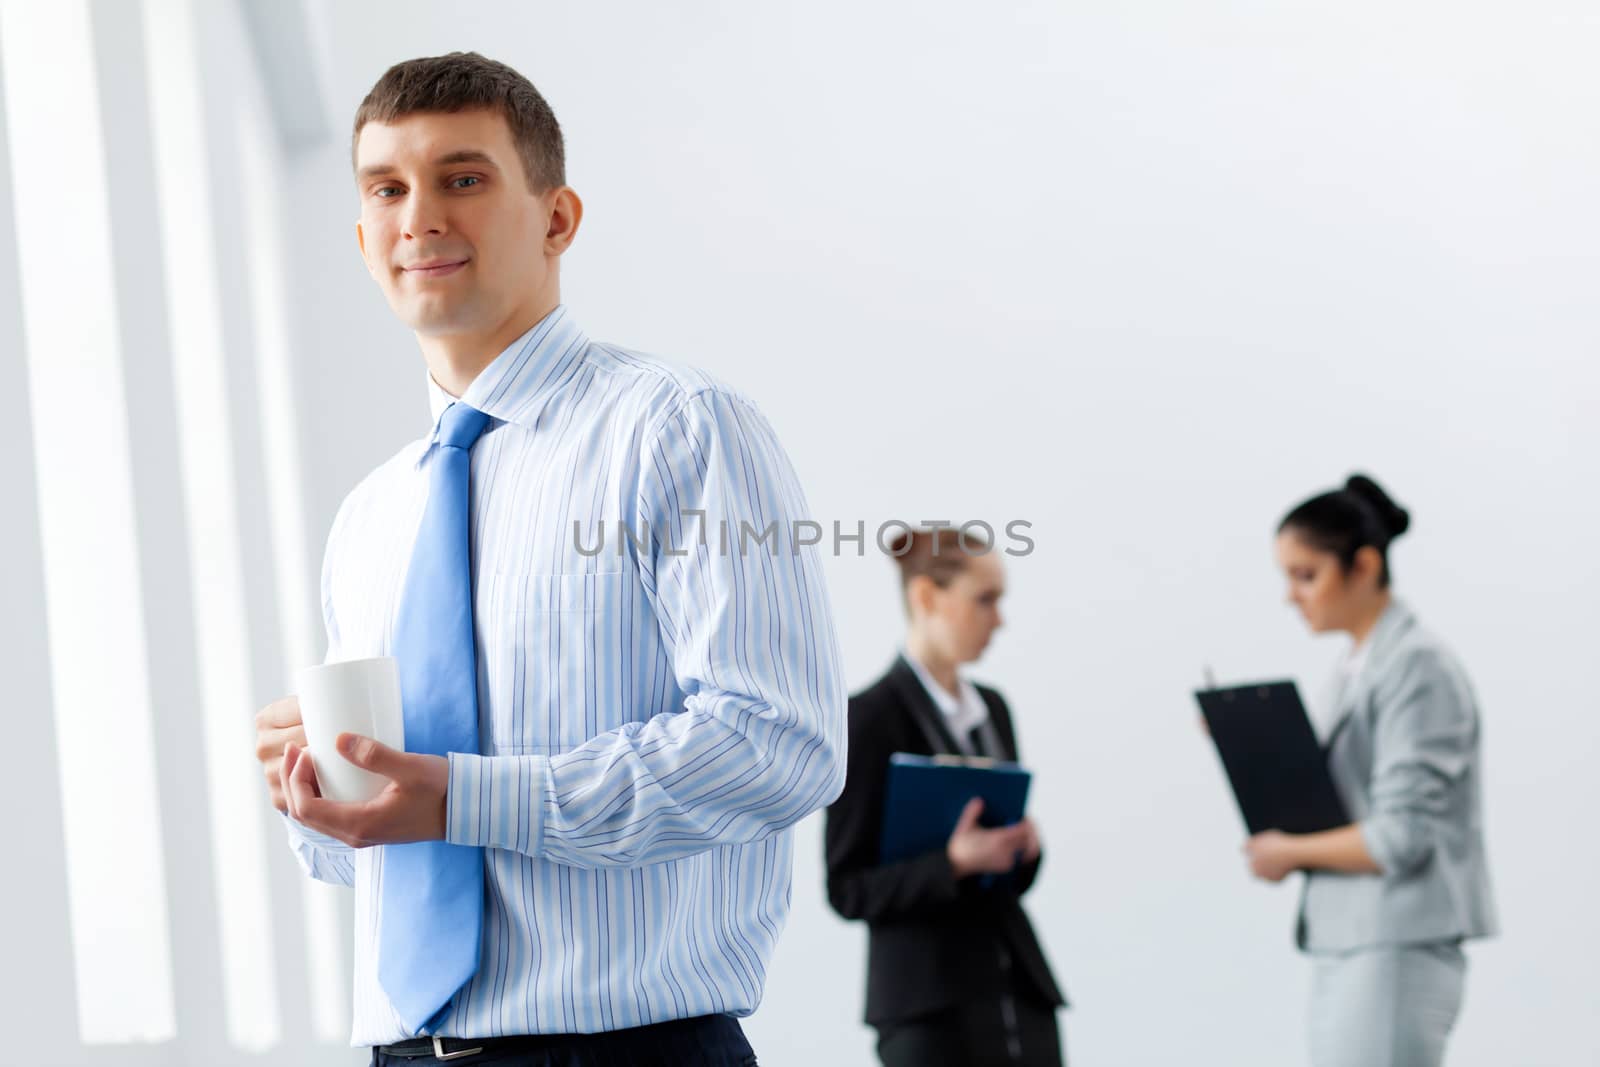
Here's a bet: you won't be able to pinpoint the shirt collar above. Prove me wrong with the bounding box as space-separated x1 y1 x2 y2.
415 304 589 467
1350 591 1414 675
901 648 989 737
425 371 457 425
1327 596 1415 725
1351 596 1414 675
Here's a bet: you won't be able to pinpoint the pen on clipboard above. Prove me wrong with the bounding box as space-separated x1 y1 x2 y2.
1199 666 1218 737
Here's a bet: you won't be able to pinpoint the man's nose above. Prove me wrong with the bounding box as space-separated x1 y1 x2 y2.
401 187 447 239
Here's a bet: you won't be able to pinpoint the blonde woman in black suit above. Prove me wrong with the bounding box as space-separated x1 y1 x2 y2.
825 527 1066 1067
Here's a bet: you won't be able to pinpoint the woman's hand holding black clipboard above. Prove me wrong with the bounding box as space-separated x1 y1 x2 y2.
1194 680 1349 837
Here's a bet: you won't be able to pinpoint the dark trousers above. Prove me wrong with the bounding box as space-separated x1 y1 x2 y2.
875 996 1064 1067
370 1014 756 1067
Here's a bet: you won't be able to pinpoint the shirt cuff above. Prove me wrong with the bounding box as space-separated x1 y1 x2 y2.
445 751 551 856
279 809 347 850
278 811 355 886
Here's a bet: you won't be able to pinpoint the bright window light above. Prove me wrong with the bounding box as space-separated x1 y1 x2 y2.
140 0 281 1051
236 62 351 1044
0 0 175 1044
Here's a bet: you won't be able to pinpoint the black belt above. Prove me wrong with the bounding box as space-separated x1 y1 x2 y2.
378 1036 491 1061
376 1014 737 1062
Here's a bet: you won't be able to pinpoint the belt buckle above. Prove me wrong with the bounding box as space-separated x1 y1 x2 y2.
432 1035 486 1061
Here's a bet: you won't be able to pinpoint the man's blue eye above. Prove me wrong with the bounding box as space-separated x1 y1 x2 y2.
376 187 400 198
453 176 480 188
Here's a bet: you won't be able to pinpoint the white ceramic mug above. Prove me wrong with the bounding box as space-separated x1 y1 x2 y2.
294 656 406 804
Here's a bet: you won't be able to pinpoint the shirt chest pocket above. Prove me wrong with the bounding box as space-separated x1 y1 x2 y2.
478 570 632 754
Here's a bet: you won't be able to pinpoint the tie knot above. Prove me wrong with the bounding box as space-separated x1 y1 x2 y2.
437 402 490 451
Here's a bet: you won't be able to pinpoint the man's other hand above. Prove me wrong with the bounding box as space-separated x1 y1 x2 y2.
254 696 306 815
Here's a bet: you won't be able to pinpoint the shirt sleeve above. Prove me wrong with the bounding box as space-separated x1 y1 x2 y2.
445 387 848 866
279 495 357 888
1358 647 1477 878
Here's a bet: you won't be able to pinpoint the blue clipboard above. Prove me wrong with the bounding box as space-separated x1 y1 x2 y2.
878 753 1032 864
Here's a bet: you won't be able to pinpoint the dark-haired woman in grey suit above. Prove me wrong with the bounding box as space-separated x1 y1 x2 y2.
1245 475 1497 1067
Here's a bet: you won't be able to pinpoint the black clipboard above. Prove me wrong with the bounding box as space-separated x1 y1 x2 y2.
1195 680 1348 835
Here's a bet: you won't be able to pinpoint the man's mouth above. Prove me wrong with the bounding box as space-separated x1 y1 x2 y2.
404 258 468 278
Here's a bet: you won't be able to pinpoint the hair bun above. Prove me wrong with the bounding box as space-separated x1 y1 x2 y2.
1345 473 1410 539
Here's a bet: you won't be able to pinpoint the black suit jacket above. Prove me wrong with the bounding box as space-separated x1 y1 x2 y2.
824 655 1066 1027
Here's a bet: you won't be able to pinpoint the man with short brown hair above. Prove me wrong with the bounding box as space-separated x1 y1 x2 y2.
253 51 845 1066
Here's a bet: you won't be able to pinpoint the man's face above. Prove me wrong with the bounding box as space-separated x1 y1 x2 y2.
354 108 552 337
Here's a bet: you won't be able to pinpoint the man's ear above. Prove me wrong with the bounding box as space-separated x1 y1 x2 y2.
355 220 374 276
543 187 584 256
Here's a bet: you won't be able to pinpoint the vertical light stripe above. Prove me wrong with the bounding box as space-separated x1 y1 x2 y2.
140 0 279 1050
0 0 175 1043
234 64 350 1045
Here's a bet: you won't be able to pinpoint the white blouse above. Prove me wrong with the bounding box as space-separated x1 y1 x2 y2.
902 649 990 756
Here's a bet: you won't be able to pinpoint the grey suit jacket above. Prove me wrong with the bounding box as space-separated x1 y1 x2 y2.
1298 599 1499 952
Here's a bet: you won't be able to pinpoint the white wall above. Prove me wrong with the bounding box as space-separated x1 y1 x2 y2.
6 1 1594 1063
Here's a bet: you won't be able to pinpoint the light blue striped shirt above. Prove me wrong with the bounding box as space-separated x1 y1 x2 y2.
281 305 847 1046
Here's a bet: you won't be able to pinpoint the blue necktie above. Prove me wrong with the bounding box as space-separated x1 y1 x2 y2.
381 401 490 1034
